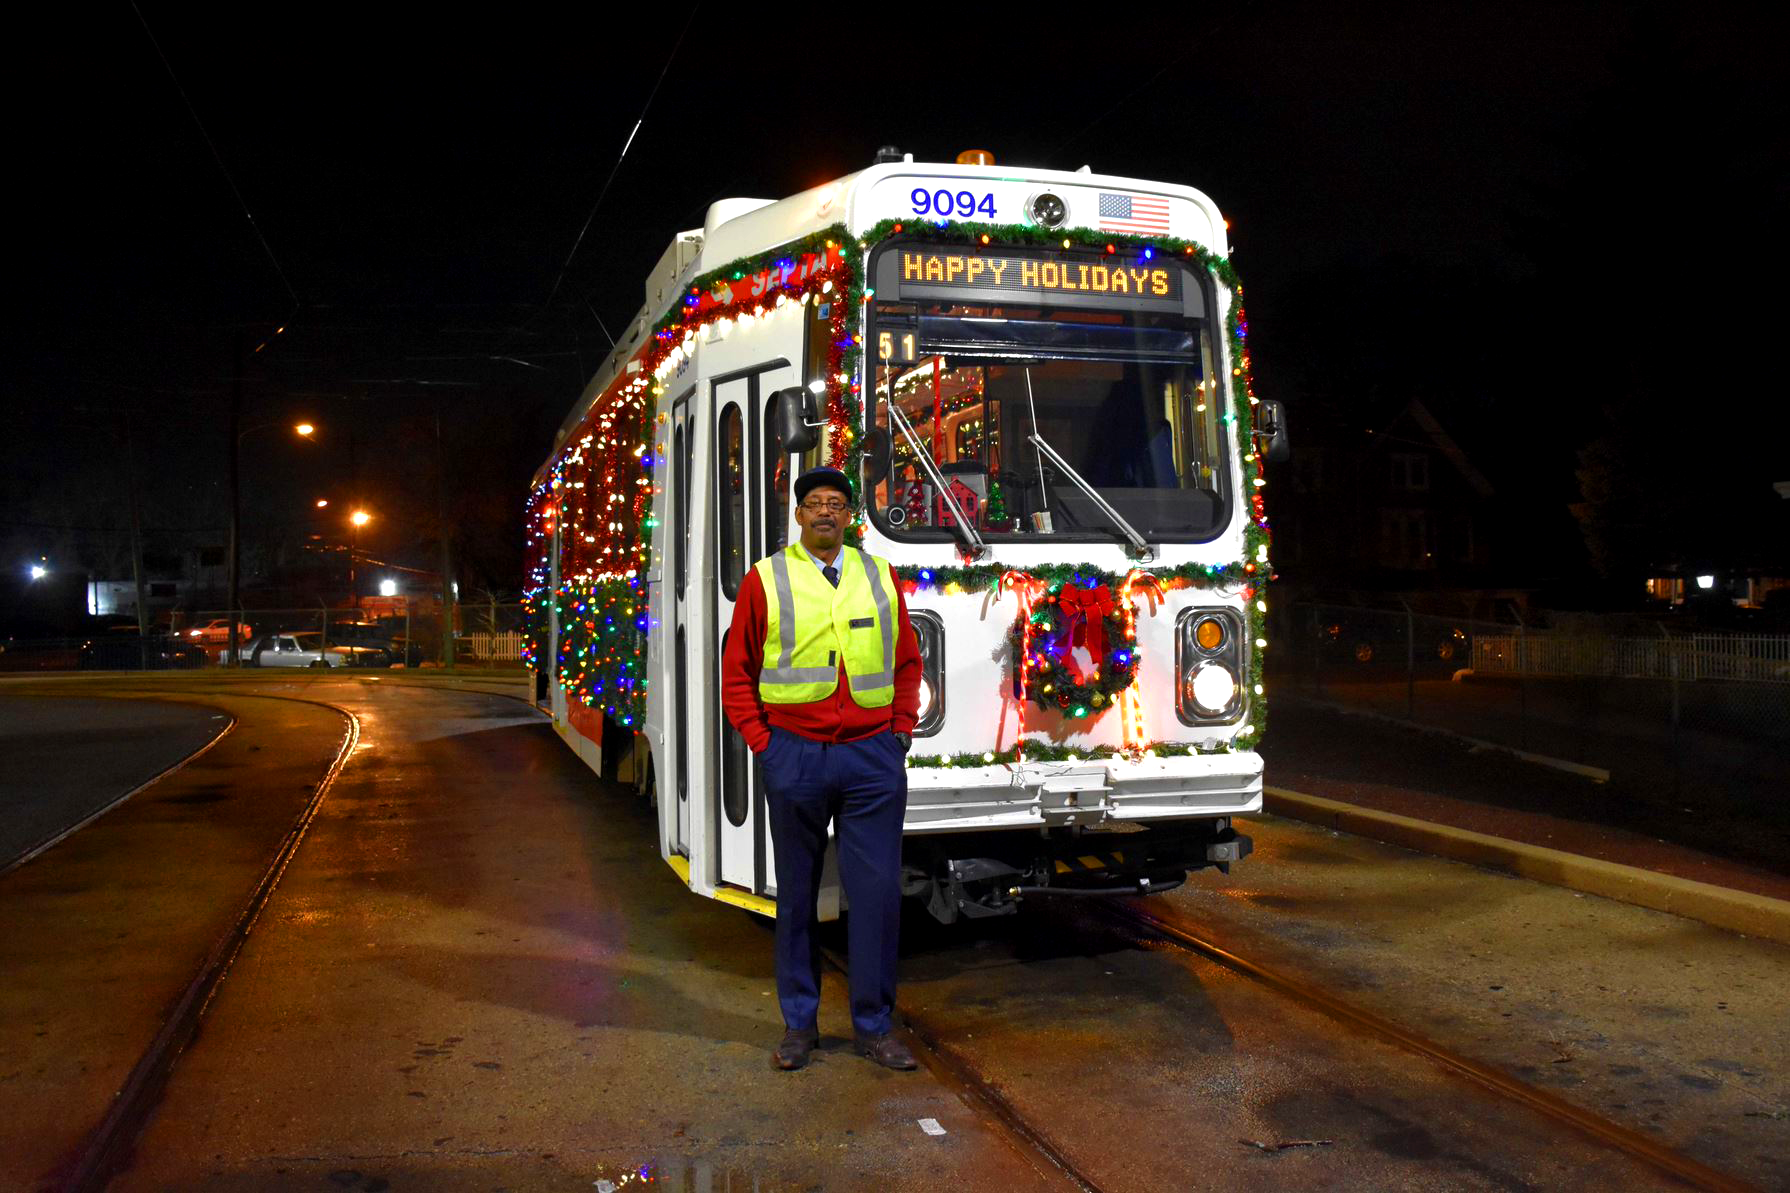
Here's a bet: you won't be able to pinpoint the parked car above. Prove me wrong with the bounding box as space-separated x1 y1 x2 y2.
325 621 430 666
240 632 387 668
383 634 428 666
79 633 206 670
186 618 253 645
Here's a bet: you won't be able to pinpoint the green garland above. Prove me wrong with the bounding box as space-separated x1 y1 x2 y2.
906 740 1229 769
895 560 1253 593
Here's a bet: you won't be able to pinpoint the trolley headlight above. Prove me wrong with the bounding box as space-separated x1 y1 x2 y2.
909 610 946 736
1184 663 1237 715
1176 608 1246 725
1027 191 1067 229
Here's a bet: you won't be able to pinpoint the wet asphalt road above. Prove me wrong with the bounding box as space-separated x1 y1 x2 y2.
0 694 228 868
1 674 1785 1190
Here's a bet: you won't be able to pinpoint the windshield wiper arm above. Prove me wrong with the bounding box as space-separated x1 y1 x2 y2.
886 402 989 560
1025 433 1156 561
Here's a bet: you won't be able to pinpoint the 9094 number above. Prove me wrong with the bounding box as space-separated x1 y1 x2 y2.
911 188 996 219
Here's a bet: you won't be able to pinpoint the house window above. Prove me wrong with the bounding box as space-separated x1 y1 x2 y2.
1451 514 1475 564
1390 453 1429 491
1379 509 1433 569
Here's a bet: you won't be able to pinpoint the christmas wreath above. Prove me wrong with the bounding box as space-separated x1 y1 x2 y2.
1007 579 1141 719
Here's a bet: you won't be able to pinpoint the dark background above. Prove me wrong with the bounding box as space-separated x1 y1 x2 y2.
3 1 1784 629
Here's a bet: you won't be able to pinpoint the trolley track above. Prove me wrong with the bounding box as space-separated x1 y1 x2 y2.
831 894 1763 1193
817 942 1107 1193
52 690 362 1193
1100 899 1758 1193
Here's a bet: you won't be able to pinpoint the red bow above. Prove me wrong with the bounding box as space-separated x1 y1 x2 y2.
1058 584 1114 672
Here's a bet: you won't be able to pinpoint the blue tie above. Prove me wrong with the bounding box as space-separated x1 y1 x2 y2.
822 565 839 588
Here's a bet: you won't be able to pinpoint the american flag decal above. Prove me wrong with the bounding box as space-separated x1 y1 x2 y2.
1098 192 1171 235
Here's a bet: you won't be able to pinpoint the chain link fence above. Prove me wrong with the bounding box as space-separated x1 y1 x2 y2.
1273 601 1790 803
1 603 529 672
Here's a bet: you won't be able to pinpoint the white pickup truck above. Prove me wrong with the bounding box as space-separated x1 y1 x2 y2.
237 632 386 668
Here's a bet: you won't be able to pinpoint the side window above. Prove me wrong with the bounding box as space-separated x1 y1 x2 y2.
673 421 688 598
718 404 746 597
763 393 789 553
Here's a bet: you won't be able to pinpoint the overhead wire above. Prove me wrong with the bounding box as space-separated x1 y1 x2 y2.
129 0 300 313
540 3 701 319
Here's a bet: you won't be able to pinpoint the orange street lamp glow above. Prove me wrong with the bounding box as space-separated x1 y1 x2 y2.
294 423 315 437
315 499 329 508
350 510 371 527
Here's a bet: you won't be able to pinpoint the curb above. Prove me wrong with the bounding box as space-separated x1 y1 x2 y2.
1264 785 1790 948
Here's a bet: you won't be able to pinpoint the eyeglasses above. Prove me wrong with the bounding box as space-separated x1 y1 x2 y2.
799 499 852 513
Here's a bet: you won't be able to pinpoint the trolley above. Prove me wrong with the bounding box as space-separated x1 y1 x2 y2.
526 148 1285 922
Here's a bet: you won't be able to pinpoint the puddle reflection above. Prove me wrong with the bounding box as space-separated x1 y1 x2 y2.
588 1158 803 1192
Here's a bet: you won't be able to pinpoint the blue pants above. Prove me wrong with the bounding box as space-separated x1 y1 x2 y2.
760 727 908 1037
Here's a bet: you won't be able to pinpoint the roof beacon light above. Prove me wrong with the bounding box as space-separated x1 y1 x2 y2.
955 149 995 166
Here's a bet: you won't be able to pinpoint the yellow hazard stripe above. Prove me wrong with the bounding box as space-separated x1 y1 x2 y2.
664 853 776 917
712 886 777 917
1055 851 1129 875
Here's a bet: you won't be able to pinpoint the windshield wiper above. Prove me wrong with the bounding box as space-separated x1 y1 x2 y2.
885 401 989 560
1025 433 1156 562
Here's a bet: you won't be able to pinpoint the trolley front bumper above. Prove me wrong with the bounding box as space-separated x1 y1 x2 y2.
902 751 1263 834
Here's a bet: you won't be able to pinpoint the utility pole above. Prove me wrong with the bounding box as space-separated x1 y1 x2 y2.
435 401 457 668
225 332 243 667
124 413 151 669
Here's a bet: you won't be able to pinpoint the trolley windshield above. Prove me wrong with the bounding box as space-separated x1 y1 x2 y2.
866 241 1230 544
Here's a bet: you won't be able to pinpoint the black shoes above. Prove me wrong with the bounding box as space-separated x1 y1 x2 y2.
772 1027 819 1070
854 1032 919 1070
773 1028 918 1071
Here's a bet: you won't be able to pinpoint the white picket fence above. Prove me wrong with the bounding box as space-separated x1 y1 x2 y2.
465 630 525 661
1473 633 1790 683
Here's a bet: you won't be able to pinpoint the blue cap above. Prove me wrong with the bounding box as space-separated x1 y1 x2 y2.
794 466 854 505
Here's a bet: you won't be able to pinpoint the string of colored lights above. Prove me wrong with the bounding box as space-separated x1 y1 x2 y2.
521 215 1272 752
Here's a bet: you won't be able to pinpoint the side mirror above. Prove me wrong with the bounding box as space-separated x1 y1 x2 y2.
1256 399 1291 464
862 427 893 485
773 387 821 453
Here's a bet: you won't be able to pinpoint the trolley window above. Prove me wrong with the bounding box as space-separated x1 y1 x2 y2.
866 241 1229 544
718 404 746 598
673 421 689 597
763 393 789 554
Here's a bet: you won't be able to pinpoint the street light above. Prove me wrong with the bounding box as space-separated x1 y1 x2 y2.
29 563 47 581
348 509 372 604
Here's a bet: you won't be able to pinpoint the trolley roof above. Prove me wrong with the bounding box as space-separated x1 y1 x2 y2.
536 156 1231 483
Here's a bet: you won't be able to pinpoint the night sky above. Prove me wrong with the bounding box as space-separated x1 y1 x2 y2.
4 2 1784 616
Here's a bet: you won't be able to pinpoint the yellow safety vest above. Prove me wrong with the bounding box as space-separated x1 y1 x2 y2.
755 545 898 707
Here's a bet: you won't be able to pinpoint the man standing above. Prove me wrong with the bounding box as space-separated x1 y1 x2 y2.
721 466 921 1072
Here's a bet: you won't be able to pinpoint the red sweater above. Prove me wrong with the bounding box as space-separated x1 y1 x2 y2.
721 561 921 753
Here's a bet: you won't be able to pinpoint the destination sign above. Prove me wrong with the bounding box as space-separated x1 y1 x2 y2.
885 246 1189 314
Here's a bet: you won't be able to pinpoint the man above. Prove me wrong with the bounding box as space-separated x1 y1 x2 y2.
721 465 922 1072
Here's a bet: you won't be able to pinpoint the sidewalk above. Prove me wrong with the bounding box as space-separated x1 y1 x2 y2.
1258 697 1790 940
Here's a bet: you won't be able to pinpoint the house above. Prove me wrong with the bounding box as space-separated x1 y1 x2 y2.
1275 397 1514 609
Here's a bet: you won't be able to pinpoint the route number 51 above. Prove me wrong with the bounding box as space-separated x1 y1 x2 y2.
878 330 917 363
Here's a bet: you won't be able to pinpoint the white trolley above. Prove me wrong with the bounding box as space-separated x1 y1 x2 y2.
527 149 1284 923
